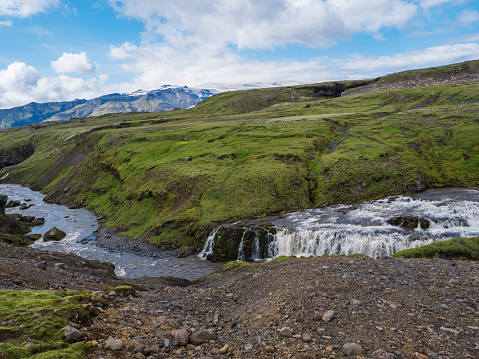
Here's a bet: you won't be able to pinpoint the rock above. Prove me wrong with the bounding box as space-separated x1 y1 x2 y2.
135 345 146 354
350 299 362 305
177 250 187 258
5 200 20 208
20 216 35 223
104 338 124 351
171 328 189 346
264 345 275 353
61 326 82 343
219 343 230 354
342 343 363 356
135 353 146 359
31 217 45 226
371 349 397 359
35 261 47 270
244 344 253 350
54 263 69 270
279 327 294 337
43 227 66 241
190 329 216 345
322 310 335 322
410 353 429 359
302 333 312 343
443 260 456 266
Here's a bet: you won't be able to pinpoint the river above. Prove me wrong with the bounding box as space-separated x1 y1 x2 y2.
0 184 219 280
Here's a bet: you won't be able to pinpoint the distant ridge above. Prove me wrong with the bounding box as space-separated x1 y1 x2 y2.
0 86 216 129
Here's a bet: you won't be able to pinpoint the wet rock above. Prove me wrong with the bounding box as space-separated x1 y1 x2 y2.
20 216 35 223
371 349 397 359
31 217 45 226
171 328 189 346
43 227 66 241
322 310 335 322
61 326 82 343
104 338 124 351
177 250 187 258
5 200 20 208
190 329 216 345
342 342 363 356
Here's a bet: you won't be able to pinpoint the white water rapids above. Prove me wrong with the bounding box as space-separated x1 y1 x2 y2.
199 187 479 260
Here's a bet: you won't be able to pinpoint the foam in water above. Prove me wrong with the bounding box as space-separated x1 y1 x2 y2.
200 188 479 260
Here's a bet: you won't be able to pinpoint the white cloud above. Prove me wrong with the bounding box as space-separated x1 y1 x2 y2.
0 0 59 18
339 43 479 72
416 0 453 10
459 10 479 24
0 20 13 26
51 52 95 74
109 0 425 50
0 61 106 108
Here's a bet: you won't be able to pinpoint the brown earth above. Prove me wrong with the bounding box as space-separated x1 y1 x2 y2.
2 245 478 359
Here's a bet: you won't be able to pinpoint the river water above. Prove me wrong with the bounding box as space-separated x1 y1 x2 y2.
0 184 219 280
200 187 479 260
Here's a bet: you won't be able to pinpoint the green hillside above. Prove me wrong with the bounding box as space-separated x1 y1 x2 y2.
1 62 479 249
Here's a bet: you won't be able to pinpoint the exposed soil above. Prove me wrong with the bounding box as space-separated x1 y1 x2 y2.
1 244 478 359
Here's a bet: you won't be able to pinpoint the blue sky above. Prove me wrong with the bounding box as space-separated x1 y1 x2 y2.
0 0 479 108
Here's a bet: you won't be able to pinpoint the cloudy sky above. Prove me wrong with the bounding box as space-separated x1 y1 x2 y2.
0 0 478 108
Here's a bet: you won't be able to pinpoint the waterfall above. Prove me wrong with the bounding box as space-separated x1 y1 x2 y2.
198 188 479 261
198 226 220 259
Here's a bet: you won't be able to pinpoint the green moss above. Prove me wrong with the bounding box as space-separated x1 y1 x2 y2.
269 255 295 262
0 290 92 358
391 237 479 260
223 261 252 271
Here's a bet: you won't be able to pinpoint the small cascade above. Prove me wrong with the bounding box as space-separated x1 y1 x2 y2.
251 232 261 260
237 231 246 261
198 188 479 261
198 226 220 259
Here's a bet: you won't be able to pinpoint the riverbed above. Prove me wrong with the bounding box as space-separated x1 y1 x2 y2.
0 184 220 280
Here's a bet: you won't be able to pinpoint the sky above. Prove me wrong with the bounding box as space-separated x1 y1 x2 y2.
0 0 479 109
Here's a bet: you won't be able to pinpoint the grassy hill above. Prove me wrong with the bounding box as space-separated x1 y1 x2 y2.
1 61 479 249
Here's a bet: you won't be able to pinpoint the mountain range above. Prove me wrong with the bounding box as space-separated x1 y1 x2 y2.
0 86 216 129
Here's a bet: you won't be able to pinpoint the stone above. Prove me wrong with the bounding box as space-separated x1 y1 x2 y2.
20 216 35 223
135 353 146 359
135 345 146 354
244 344 253 350
410 354 428 359
35 261 47 270
150 344 160 353
54 263 69 270
302 333 312 343
342 343 363 356
350 299 362 305
264 346 275 353
61 326 82 343
218 343 230 354
279 327 294 337
104 338 124 351
190 329 216 345
31 218 45 226
171 328 189 346
371 349 397 359
43 227 66 241
322 310 335 322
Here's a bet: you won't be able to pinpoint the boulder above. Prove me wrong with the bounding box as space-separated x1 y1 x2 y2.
43 227 66 241
171 328 189 346
342 343 363 356
104 338 124 351
61 326 82 343
190 329 216 345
